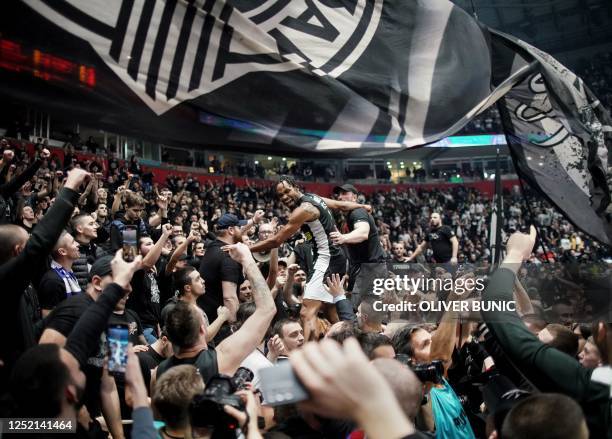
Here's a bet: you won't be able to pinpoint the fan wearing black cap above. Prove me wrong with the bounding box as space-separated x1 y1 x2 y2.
331 184 386 307
37 253 143 439
249 176 371 341
198 213 246 324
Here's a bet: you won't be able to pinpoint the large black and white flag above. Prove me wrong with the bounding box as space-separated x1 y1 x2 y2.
1 0 611 242
0 0 497 154
492 31 612 246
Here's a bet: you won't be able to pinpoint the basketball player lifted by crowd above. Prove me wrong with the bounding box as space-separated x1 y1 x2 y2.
249 176 370 341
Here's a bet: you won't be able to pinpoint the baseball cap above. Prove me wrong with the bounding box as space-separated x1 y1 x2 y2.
333 183 359 194
217 213 248 230
88 255 113 281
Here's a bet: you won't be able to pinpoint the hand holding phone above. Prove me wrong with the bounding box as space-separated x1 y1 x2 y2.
107 324 129 376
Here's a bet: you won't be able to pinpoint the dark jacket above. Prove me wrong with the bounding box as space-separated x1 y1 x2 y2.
482 268 612 438
73 241 107 291
0 187 80 387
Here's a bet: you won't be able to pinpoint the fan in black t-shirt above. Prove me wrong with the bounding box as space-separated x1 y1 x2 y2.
126 226 174 343
38 255 148 424
330 185 384 266
198 214 245 323
408 212 459 264
330 184 386 305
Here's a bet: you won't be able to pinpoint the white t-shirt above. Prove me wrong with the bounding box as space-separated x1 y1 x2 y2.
240 349 273 390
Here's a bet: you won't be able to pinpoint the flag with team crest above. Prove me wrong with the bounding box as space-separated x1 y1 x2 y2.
0 0 496 154
0 0 610 242
491 30 612 246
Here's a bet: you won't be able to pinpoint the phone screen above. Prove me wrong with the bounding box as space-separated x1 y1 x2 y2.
259 361 308 406
107 324 129 375
122 226 137 262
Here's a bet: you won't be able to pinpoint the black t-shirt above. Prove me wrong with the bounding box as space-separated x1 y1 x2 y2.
108 309 143 345
44 293 94 336
198 240 243 322
346 208 384 264
127 269 161 328
425 225 455 263
38 269 74 311
293 241 314 274
137 346 165 392
156 348 219 384
156 257 174 306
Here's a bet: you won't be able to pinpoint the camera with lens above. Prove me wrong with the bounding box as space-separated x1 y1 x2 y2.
395 354 444 384
190 367 253 434
412 360 444 384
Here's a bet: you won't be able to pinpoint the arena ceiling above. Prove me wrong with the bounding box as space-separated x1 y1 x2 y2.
452 0 612 54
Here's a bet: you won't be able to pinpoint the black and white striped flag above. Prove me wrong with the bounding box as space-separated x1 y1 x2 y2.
2 0 497 154
1 0 611 243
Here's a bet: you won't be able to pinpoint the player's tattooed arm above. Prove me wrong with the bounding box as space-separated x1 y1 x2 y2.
299 201 320 221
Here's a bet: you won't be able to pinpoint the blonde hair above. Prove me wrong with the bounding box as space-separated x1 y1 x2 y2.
152 365 204 430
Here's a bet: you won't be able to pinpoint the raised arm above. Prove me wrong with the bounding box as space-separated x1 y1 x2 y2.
166 230 199 275
216 243 276 376
65 251 142 368
141 224 172 269
266 247 279 290
482 227 596 400
148 195 168 228
513 276 535 316
0 168 89 296
205 306 231 342
429 296 459 374
324 273 356 322
111 187 125 215
283 264 302 307
0 150 47 197
249 203 316 253
321 196 371 213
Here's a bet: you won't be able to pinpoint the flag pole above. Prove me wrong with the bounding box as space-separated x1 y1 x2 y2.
490 147 503 266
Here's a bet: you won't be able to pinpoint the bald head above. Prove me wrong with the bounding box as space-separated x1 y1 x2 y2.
372 358 422 419
0 224 29 265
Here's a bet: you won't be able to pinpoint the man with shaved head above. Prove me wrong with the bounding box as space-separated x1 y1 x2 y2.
38 230 82 316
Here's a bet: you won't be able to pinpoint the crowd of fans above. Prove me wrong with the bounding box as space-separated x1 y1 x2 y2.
0 135 611 439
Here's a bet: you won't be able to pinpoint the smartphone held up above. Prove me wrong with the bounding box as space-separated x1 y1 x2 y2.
107 324 129 376
122 226 138 262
